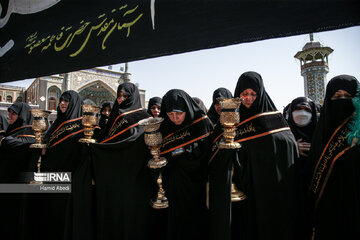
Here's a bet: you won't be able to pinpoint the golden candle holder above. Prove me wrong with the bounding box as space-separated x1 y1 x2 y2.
79 105 100 144
29 109 51 149
139 117 169 209
138 117 167 168
217 98 242 149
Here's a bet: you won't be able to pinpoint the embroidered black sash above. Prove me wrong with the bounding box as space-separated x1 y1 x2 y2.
48 117 84 147
309 116 352 210
101 108 145 143
160 116 211 155
210 111 290 162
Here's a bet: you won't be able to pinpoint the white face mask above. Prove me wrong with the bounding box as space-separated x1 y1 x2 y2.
292 110 312 127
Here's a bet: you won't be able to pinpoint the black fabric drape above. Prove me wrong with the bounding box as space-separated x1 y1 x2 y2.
91 127 155 240
209 72 301 240
307 75 360 240
0 103 35 240
158 89 213 240
207 88 233 125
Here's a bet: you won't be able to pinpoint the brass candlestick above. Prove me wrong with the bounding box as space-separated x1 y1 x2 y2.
79 105 100 144
151 173 169 209
231 166 246 202
217 98 242 149
139 117 169 209
30 155 43 185
138 117 167 168
29 109 51 149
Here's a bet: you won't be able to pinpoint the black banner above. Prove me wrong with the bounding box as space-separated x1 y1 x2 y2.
1 0 359 82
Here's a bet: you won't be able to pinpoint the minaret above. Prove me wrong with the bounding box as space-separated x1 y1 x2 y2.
294 34 333 104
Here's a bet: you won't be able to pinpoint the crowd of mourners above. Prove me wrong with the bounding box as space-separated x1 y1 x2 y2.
0 71 359 240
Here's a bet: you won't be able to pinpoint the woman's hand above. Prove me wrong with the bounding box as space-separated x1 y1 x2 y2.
296 138 311 157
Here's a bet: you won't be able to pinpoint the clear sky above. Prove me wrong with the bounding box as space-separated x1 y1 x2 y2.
5 26 360 110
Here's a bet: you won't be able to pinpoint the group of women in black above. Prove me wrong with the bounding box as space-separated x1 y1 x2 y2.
0 72 359 240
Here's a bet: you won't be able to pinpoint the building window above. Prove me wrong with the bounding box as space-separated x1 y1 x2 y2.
6 95 13 103
0 96 2 102
48 97 57 110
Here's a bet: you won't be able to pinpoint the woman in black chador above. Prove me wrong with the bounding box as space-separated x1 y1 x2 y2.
91 82 153 240
98 102 113 130
100 82 150 143
157 89 213 240
0 102 35 240
209 72 300 240
25 90 85 240
207 87 233 125
307 75 360 240
147 96 162 117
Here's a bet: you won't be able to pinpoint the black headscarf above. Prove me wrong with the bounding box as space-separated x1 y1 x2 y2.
98 102 113 130
207 88 233 125
234 71 277 120
44 90 83 142
5 102 33 135
159 89 206 135
193 97 208 113
287 97 317 142
147 96 162 117
310 75 359 164
103 82 143 137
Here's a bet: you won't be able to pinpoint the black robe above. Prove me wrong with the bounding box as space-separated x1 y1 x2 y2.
307 75 360 240
286 97 318 238
157 89 213 240
24 90 87 240
209 72 300 240
0 103 35 240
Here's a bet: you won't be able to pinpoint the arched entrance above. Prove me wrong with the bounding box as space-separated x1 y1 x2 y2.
78 81 116 106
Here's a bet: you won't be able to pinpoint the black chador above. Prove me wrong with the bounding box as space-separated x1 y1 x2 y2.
308 75 360 240
100 82 150 143
207 87 233 125
90 82 153 240
0 103 35 240
209 72 300 240
157 89 213 240
24 90 86 240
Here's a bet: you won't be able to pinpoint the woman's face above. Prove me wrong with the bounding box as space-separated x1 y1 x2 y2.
150 104 161 117
101 106 111 117
331 90 352 100
167 112 186 125
59 99 69 113
215 103 221 115
117 91 128 105
8 109 18 124
240 88 257 108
